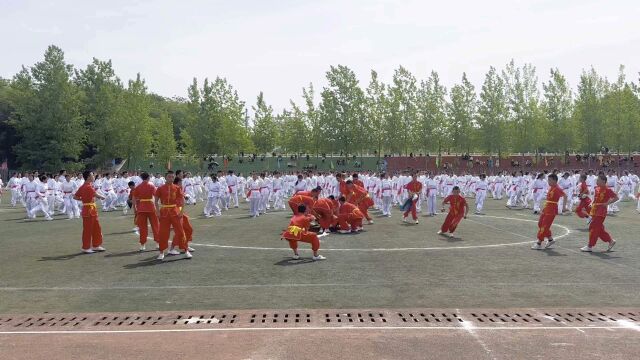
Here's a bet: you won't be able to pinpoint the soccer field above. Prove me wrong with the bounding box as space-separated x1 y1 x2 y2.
1 193 639 314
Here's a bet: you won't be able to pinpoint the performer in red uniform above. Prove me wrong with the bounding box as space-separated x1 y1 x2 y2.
575 174 592 221
337 196 365 233
288 188 319 215
336 172 349 197
131 172 159 251
531 173 568 250
312 195 338 234
154 171 191 260
402 173 423 224
74 171 106 253
345 180 374 224
352 173 365 188
171 177 195 254
281 204 326 260
438 186 468 236
581 174 618 252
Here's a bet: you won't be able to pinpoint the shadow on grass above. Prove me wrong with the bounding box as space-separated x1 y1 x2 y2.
123 256 190 269
274 258 315 266
439 235 463 242
105 250 156 258
39 253 86 261
542 249 568 257
588 252 622 260
106 231 137 236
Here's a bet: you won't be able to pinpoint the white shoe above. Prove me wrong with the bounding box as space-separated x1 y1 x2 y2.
93 246 106 252
157 253 165 260
168 249 180 256
387 214 391 217
312 255 326 261
45 216 53 221
132 227 139 232
607 240 616 252
403 217 408 223
437 230 443 235
368 220 374 225
356 227 363 232
82 248 95 254
580 246 592 252
318 232 329 238
188 246 195 252
184 251 193 259
545 239 556 249
292 254 300 260
414 220 419 224
205 214 213 218
338 230 350 234
139 245 146 251
531 242 542 250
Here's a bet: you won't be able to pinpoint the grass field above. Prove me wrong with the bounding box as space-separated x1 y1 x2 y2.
1 192 639 314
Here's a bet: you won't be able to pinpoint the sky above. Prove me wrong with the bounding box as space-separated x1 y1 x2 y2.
2 0 640 111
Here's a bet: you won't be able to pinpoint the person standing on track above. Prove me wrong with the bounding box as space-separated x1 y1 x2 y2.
131 172 159 251
154 171 191 260
402 172 423 224
531 173 568 250
437 186 468 237
581 174 618 252
74 171 106 254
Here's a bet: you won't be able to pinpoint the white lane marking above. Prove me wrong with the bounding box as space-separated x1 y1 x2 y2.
191 215 570 251
1 326 639 335
458 309 496 359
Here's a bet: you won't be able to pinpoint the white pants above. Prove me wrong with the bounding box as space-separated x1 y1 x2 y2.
382 195 392 215
249 197 261 217
493 184 504 199
205 196 221 216
475 191 486 212
259 191 270 213
63 195 80 219
11 189 21 207
30 198 51 218
533 191 545 212
507 190 520 207
229 188 239 207
426 194 437 215
273 190 285 210
102 191 117 210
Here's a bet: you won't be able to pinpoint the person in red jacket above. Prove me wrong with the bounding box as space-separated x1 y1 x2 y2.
288 188 319 214
337 196 365 233
345 180 374 224
438 186 469 237
581 174 619 252
402 172 423 224
312 195 338 234
131 172 159 251
74 171 106 254
281 204 326 260
531 173 568 250
575 174 592 222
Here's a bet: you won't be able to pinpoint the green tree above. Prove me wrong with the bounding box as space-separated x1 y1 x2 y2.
365 70 389 157
447 73 476 153
573 68 608 153
75 58 123 167
0 78 18 167
302 83 325 156
542 68 573 153
417 71 448 154
388 66 418 155
114 73 153 167
251 92 277 154
319 65 365 157
152 110 177 169
280 102 309 154
477 67 508 156
9 45 85 171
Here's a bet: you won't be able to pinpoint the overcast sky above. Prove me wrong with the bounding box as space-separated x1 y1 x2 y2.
2 0 640 110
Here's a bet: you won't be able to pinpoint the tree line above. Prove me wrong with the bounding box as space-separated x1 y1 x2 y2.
1 45 639 171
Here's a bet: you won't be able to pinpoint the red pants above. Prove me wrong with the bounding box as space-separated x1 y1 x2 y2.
588 216 612 247
440 212 463 233
403 199 418 220
81 216 103 250
136 211 159 245
313 208 336 229
179 215 193 243
159 215 185 252
338 214 363 231
286 233 320 252
537 213 556 241
575 199 592 219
